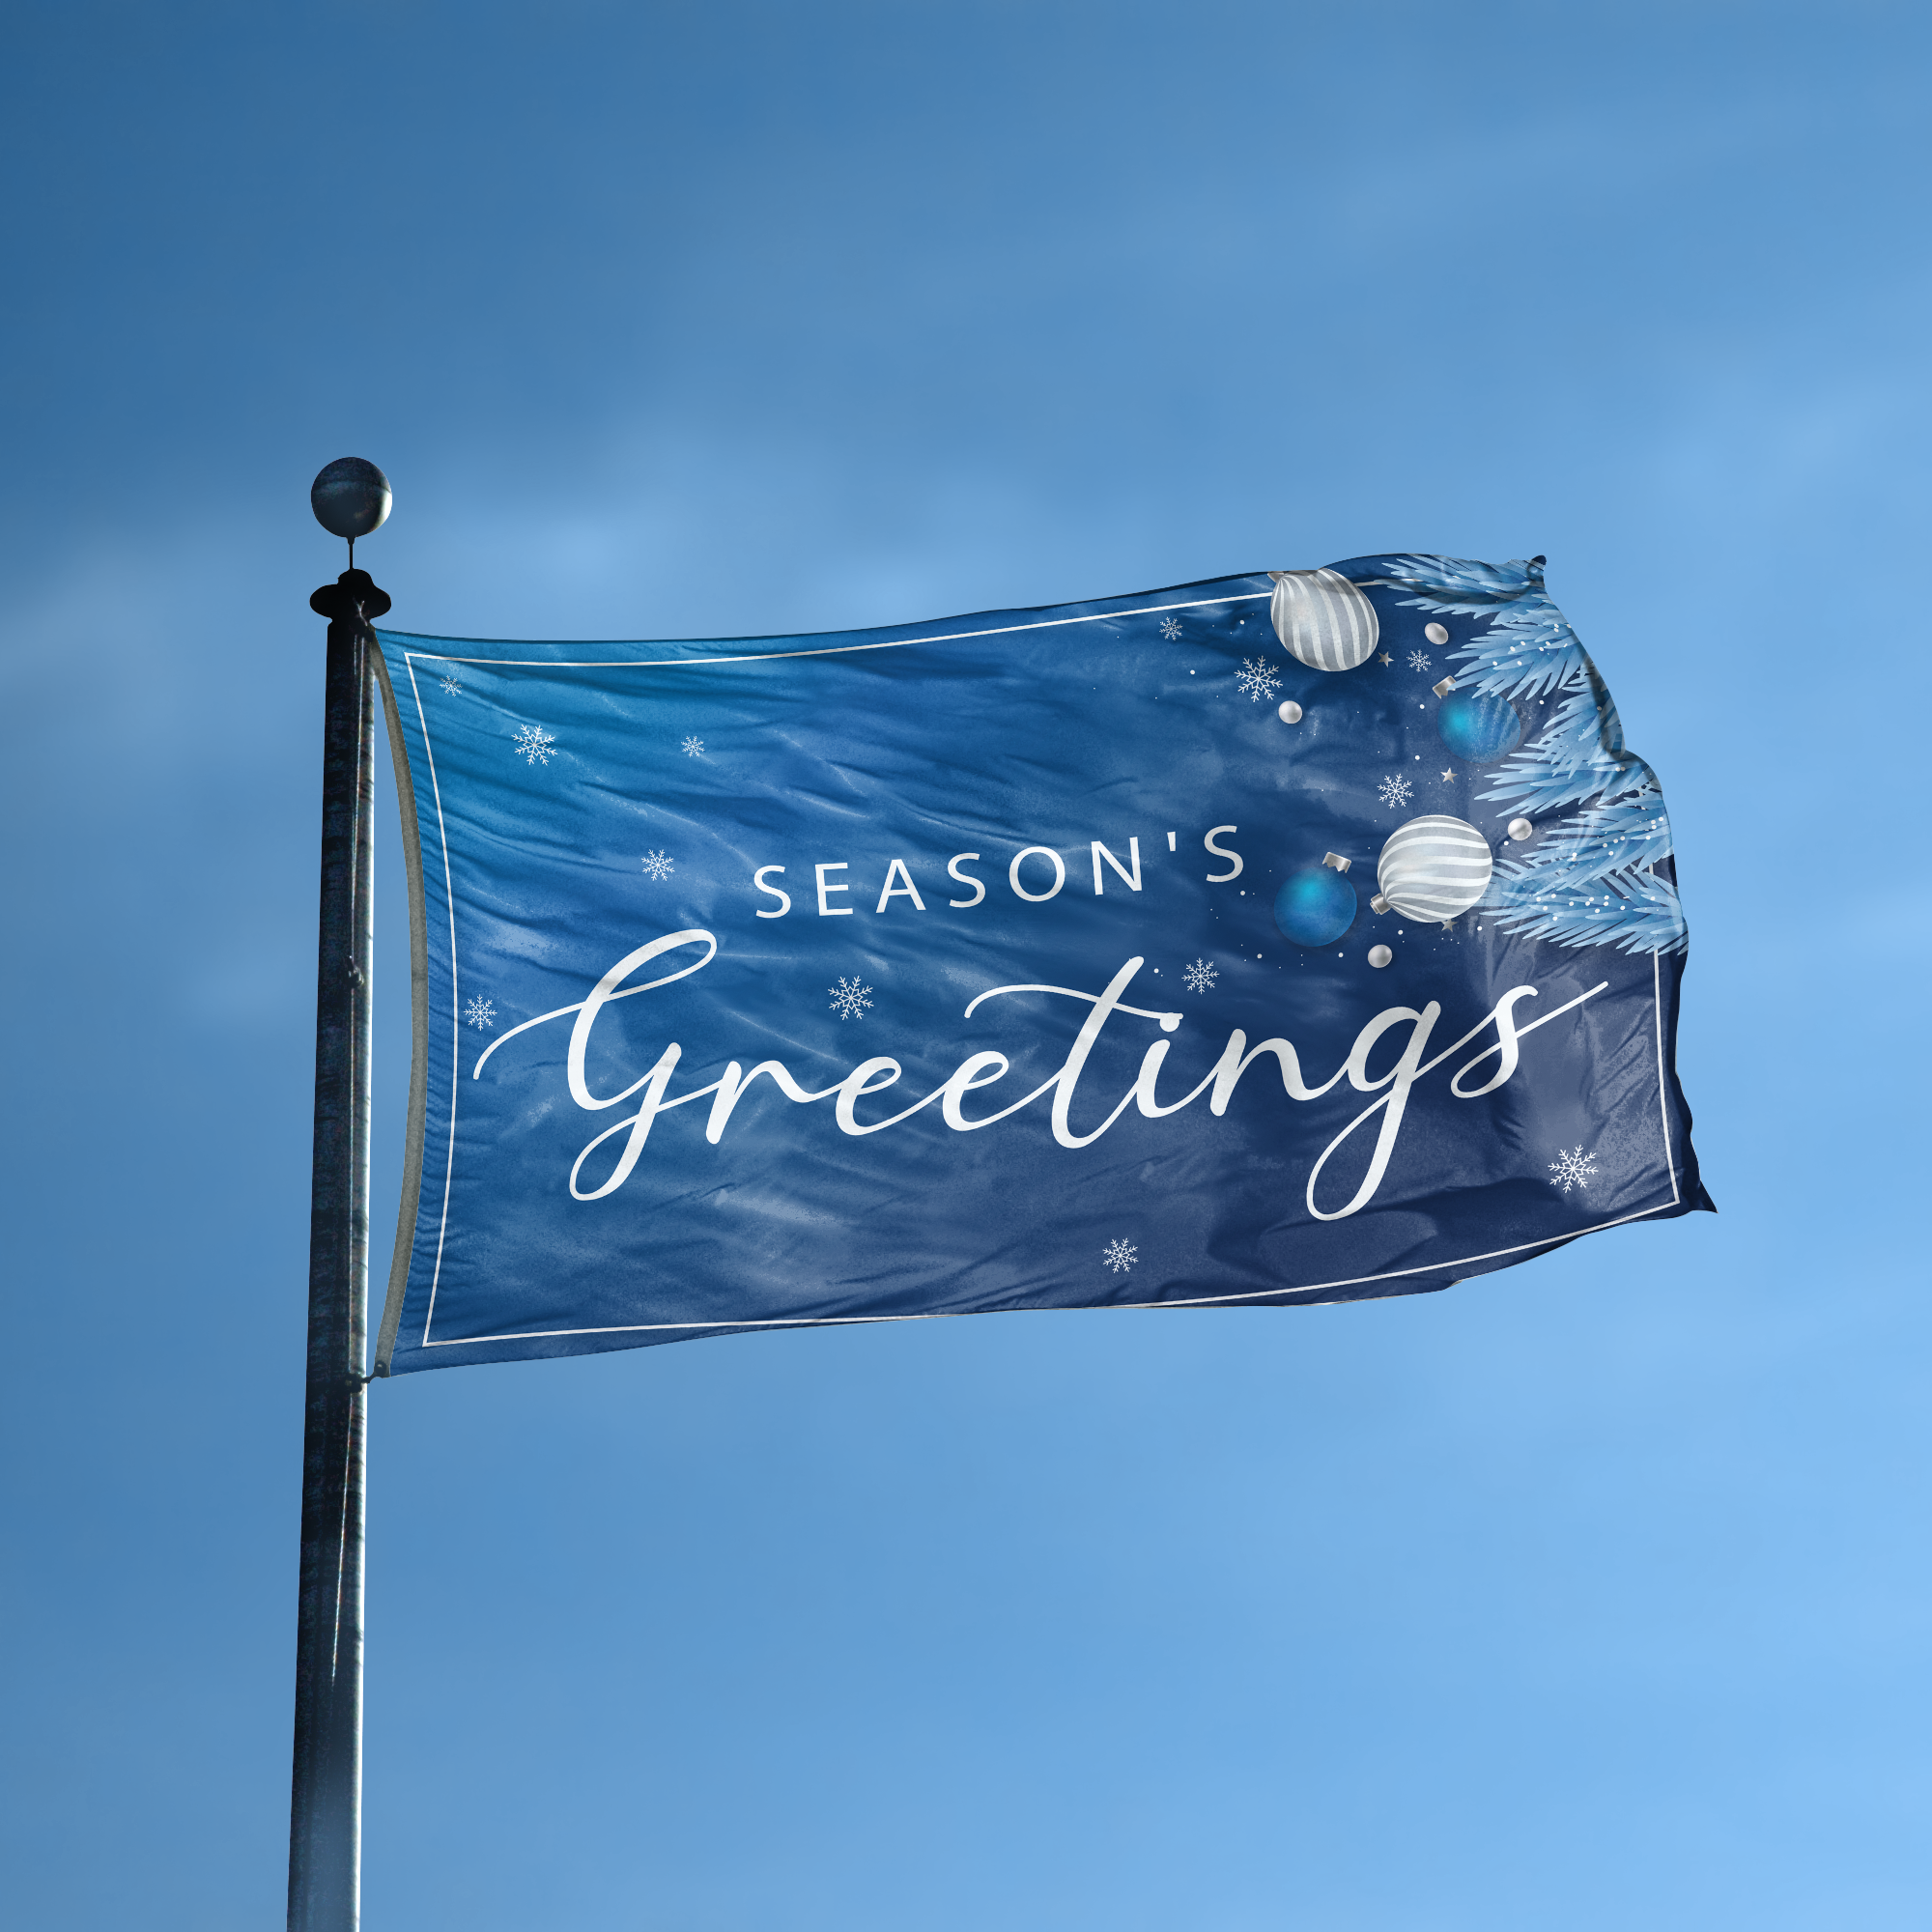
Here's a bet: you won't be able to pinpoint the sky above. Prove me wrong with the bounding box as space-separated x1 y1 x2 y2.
3 2 1929 1927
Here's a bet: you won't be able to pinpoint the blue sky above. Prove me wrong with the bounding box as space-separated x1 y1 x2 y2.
3 4 1928 1927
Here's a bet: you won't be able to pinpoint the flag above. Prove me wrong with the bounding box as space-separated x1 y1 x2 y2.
370 554 1710 1375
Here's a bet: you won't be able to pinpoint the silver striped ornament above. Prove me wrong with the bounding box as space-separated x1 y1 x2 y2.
1267 568 1378 672
1371 815 1493 925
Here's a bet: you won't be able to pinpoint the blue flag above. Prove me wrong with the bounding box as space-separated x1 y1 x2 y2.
370 554 1710 1376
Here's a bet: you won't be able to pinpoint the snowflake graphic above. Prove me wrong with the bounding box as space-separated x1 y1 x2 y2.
681 736 704 758
514 724 556 765
1236 656 1282 702
465 997 496 1031
1159 616 1183 639
1183 958 1218 994
828 976 873 1020
1102 1237 1138 1273
440 674 463 696
1378 774 1414 809
1407 650 1432 672
639 850 675 881
1548 1145 1598 1193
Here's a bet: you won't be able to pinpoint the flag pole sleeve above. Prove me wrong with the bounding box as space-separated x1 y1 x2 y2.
369 641 428 1379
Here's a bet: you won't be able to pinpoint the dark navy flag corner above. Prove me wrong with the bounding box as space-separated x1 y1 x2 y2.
367 554 1712 1376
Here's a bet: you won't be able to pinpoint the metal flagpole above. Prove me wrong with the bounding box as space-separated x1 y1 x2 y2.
290 461 392 1932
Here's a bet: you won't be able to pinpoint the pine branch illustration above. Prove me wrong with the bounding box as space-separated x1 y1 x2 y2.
1360 553 1686 955
1487 857 1687 954
1479 715 1654 816
1359 554 1541 605
1520 793 1675 868
1372 554 1584 700
1446 605 1587 701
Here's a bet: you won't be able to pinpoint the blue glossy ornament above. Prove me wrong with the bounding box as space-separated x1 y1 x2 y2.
1273 853 1358 946
1436 688 1523 763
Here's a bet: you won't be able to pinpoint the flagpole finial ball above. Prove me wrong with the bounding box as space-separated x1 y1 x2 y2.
311 458 392 541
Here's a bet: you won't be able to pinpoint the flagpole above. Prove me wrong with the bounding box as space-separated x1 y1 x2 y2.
291 463 391 1932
